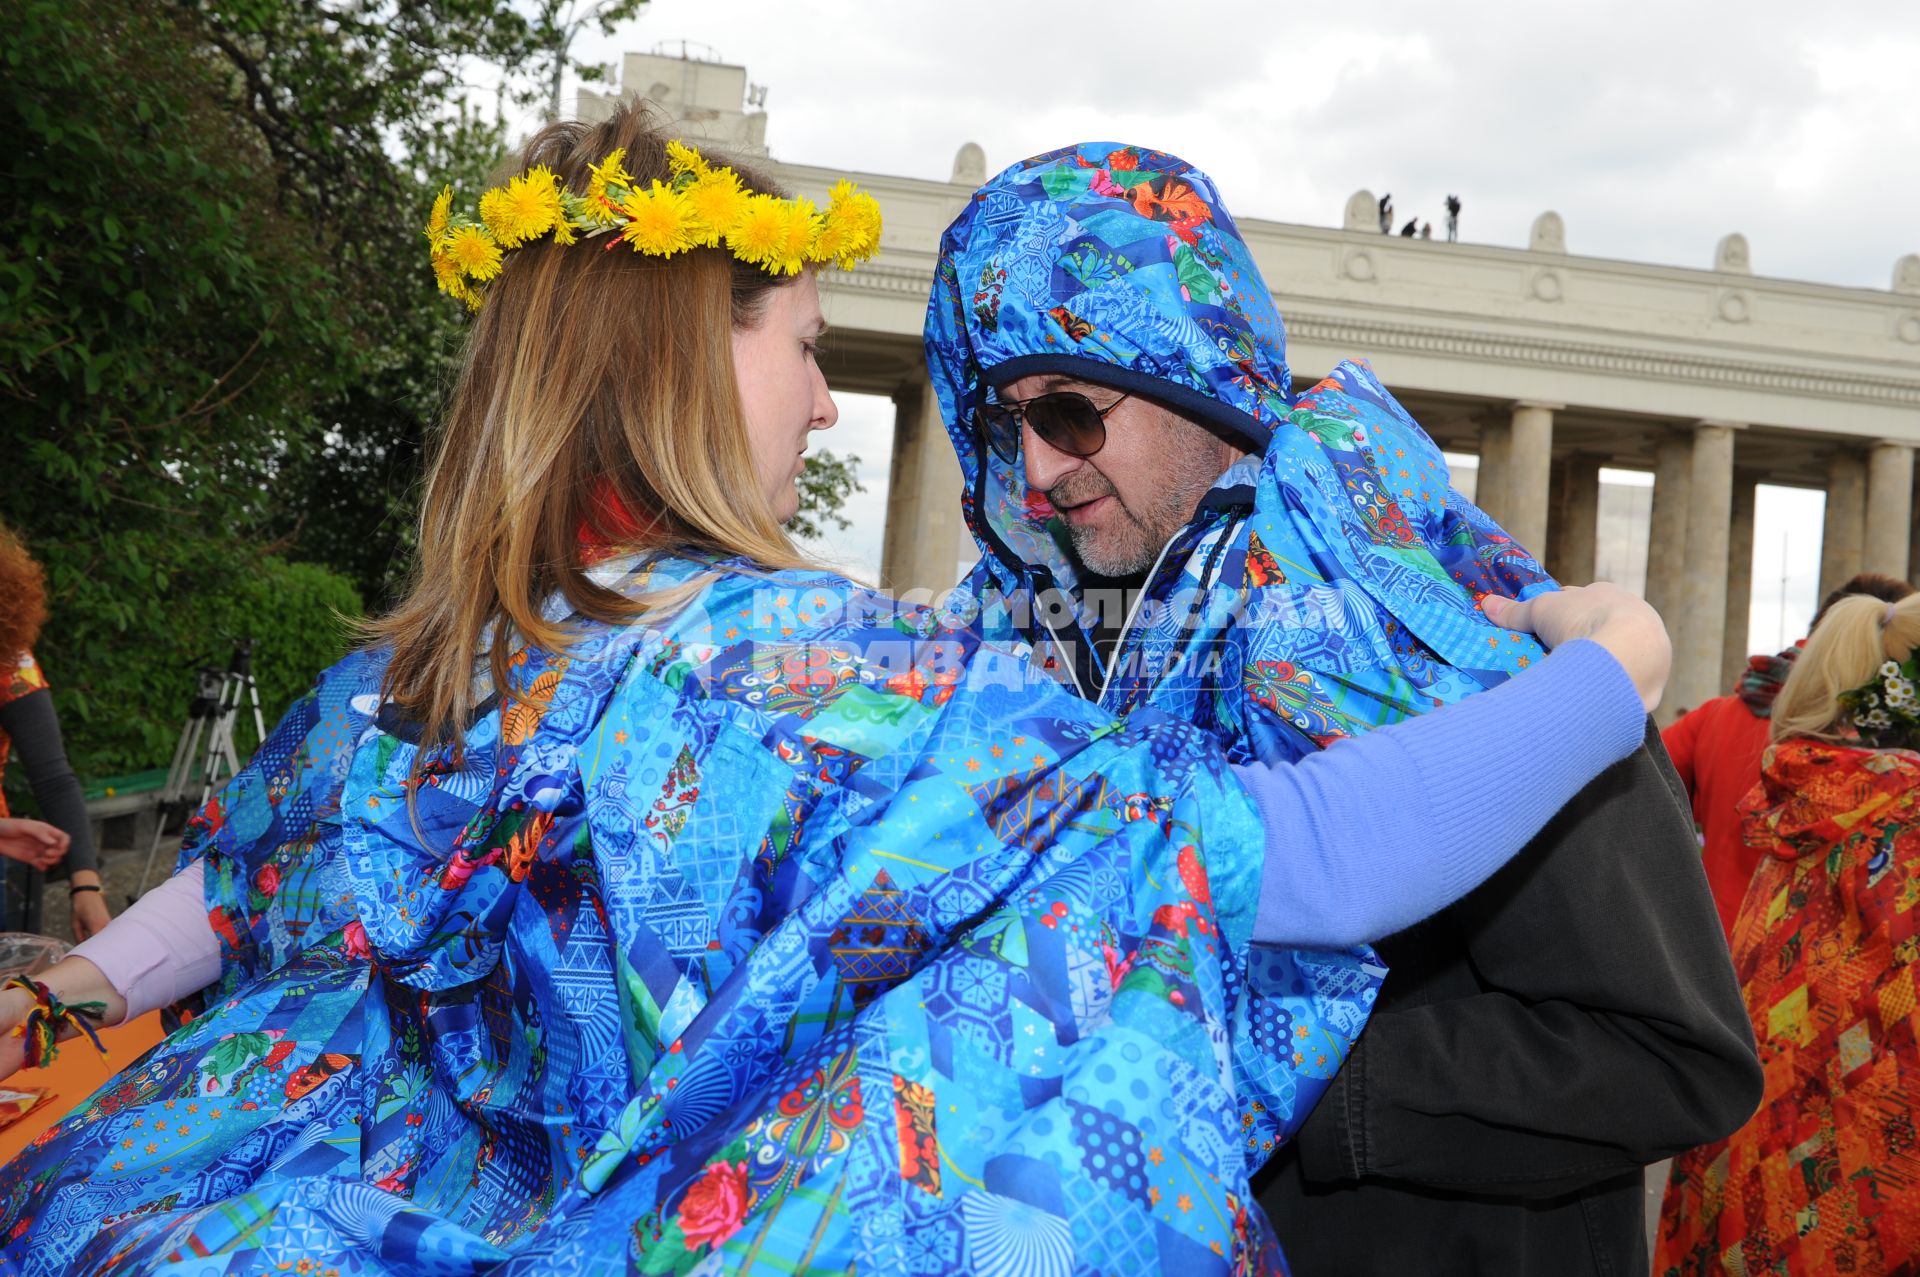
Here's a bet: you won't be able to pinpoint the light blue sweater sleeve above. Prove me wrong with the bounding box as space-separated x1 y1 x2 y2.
1236 639 1649 948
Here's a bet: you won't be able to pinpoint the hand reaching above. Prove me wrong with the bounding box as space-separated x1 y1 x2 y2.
69 885 111 943
0 818 67 871
1481 582 1672 713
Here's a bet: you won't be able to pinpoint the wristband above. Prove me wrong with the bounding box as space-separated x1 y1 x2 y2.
5 975 109 1070
68 884 101 896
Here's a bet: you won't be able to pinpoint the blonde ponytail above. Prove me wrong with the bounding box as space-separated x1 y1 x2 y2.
1773 592 1920 743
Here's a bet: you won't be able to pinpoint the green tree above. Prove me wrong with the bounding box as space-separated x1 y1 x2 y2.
788 450 866 541
0 0 524 773
525 0 652 122
1 0 367 775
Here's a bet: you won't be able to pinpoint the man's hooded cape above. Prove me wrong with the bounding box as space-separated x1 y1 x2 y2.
926 142 1555 760
0 556 1378 1276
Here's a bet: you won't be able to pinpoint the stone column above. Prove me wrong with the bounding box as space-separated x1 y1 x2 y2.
1644 432 1693 621
1720 475 1758 691
1909 465 1920 589
878 379 969 598
1551 454 1602 584
1476 417 1512 526
1504 401 1559 559
1864 441 1916 579
1671 422 1740 717
1818 450 1866 599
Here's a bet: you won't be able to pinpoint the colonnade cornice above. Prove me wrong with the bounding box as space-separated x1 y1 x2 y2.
820 262 1920 406
1280 310 1920 411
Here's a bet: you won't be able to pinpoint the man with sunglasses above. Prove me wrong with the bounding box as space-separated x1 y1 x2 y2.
924 143 1759 1276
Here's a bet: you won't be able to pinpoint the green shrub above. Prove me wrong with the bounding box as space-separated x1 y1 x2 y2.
20 549 362 794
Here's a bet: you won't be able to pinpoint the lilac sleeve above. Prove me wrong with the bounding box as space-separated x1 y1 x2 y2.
68 860 223 1020
1236 639 1649 948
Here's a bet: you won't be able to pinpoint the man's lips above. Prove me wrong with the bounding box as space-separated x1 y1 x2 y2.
1058 493 1112 524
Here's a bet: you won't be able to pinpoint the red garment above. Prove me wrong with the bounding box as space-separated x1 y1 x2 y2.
1662 693 1772 940
576 479 659 562
1656 740 1920 1275
0 649 48 820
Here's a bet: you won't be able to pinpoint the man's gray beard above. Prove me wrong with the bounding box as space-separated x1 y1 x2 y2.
1066 506 1164 576
1050 417 1233 577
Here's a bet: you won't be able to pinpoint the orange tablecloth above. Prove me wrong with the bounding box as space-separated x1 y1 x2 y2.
0 1011 166 1165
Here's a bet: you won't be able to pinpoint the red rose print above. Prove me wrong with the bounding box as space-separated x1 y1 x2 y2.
254 863 280 897
677 1158 751 1251
343 919 371 960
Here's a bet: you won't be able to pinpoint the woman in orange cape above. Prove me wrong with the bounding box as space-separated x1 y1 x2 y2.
1658 592 1920 1275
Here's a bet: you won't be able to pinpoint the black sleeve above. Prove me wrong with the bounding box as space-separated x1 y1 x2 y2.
0 687 99 878
1289 720 1763 1197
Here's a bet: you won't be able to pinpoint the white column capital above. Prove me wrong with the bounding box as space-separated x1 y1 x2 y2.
1509 399 1565 414
1689 418 1748 433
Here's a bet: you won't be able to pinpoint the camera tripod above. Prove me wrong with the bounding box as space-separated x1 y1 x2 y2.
135 639 266 897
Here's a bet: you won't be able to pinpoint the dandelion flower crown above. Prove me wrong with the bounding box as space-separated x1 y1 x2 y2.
426 139 883 309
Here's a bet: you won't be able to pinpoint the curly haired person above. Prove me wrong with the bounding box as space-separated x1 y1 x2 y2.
0 526 108 945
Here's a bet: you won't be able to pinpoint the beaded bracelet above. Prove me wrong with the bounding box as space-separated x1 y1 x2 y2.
5 975 109 1070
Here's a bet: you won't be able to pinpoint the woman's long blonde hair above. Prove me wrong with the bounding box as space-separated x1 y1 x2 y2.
1773 593 1920 743
366 103 815 752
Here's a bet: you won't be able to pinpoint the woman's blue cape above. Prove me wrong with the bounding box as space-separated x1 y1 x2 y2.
0 558 1377 1276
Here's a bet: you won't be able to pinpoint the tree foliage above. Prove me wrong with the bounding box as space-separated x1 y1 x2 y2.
526 0 651 122
788 450 866 541
1 0 517 772
2 0 867 786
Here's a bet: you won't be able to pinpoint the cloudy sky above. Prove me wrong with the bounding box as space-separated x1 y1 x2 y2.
546 0 1920 648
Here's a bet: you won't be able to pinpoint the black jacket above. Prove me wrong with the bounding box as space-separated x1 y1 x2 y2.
1255 725 1763 1276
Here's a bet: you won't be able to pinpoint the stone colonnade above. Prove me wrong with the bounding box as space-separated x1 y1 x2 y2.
879 380 970 596
875 377 1920 723
1475 406 1920 721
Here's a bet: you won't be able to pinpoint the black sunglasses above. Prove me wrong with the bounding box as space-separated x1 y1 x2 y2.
975 389 1133 465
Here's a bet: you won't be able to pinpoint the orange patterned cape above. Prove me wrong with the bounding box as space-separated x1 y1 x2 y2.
1658 739 1920 1275
0 649 48 819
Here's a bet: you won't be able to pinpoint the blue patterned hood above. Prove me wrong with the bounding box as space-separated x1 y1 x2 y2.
926 142 1558 760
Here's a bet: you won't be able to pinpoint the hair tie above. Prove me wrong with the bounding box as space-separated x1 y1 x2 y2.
1887 602 1899 627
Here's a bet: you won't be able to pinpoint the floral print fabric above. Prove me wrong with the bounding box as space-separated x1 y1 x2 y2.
0 650 48 820
0 557 1379 1275
1657 739 1920 1274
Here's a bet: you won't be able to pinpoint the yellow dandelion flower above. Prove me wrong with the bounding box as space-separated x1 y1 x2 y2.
478 166 564 248
665 140 710 179
726 193 792 273
430 247 460 291
449 274 481 311
683 167 748 247
444 225 503 280
586 148 633 211
425 185 453 245
771 196 820 276
618 181 697 257
812 181 884 269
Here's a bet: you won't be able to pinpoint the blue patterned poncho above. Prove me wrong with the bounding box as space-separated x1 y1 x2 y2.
924 143 1555 757
0 556 1378 1275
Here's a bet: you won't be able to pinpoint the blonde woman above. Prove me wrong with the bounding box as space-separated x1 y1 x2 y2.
1658 592 1920 1275
0 106 1668 1275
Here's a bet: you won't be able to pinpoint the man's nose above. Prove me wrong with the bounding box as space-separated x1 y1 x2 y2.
1022 421 1082 492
